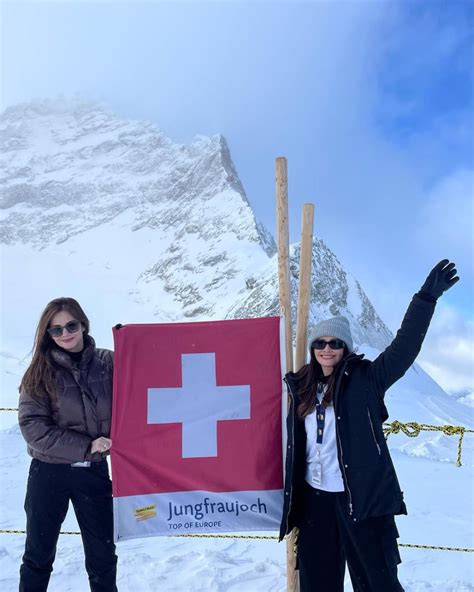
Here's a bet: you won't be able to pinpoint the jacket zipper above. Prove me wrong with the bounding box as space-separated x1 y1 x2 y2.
367 408 382 455
333 361 354 516
336 419 353 516
283 376 296 536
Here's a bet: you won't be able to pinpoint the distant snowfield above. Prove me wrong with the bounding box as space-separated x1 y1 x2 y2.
1 351 473 591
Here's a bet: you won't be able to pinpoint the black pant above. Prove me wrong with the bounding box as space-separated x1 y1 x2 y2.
19 459 118 592
297 483 404 592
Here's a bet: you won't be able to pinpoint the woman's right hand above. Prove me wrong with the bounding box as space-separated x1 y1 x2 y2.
91 436 112 454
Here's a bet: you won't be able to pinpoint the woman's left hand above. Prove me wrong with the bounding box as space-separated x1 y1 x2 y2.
420 259 459 300
91 436 112 454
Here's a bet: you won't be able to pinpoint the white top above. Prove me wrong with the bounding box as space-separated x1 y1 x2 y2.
304 389 345 492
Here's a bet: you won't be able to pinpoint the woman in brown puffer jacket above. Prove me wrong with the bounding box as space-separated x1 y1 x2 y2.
18 297 117 592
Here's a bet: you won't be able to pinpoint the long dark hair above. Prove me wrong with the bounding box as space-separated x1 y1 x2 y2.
296 346 349 419
19 297 90 399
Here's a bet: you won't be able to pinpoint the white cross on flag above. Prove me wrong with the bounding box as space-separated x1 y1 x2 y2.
111 317 284 541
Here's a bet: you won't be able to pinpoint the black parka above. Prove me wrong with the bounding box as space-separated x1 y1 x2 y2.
279 294 436 541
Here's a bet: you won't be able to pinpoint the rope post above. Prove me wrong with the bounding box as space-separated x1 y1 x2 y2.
276 157 293 373
295 204 314 371
275 156 298 592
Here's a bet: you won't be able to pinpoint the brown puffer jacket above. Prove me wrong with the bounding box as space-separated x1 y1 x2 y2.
18 336 114 464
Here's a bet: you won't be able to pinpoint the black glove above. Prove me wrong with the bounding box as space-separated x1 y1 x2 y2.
419 259 459 302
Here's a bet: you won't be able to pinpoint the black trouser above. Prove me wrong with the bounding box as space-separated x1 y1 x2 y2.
19 459 118 592
297 483 404 592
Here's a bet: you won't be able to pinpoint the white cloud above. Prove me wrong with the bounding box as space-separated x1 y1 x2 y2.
416 303 474 394
418 169 474 278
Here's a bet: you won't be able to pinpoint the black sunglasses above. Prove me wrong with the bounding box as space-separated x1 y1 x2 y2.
47 320 82 338
312 339 345 350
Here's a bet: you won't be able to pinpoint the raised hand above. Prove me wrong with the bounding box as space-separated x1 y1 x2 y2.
419 259 459 301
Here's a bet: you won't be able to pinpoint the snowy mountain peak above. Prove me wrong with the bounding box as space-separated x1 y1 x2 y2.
0 99 274 258
3 98 389 348
227 237 393 351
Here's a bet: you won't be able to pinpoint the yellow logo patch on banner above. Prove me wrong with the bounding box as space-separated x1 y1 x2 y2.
133 504 157 521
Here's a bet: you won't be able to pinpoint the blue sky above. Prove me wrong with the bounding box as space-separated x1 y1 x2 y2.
1 0 473 391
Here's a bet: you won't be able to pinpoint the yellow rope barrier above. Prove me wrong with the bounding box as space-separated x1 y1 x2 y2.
0 529 472 552
1 529 81 535
398 543 473 553
5 411 472 465
383 421 474 467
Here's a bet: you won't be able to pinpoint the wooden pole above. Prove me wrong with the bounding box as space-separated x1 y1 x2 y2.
295 204 314 371
276 157 293 373
275 157 298 592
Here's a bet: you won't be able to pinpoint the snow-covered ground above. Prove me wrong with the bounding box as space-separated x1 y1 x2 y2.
1 352 473 591
1 256 472 590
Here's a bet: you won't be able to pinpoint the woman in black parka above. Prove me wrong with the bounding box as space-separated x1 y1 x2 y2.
280 260 459 591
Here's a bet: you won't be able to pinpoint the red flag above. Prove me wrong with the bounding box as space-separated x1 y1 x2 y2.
111 316 284 540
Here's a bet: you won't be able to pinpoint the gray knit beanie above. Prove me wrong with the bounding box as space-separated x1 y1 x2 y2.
309 315 354 353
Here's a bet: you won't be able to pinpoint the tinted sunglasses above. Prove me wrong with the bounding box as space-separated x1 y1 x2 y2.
47 320 82 338
312 339 345 350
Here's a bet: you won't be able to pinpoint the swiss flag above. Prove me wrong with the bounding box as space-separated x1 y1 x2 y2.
111 317 284 499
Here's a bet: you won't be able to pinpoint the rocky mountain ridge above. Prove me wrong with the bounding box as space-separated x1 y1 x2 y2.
1 98 392 350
